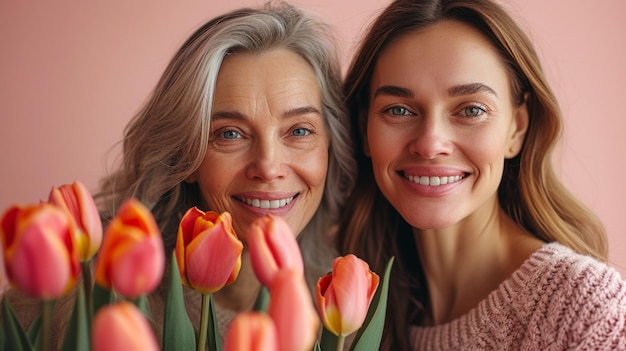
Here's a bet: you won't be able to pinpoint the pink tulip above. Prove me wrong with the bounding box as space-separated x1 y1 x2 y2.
48 181 102 260
0 204 80 299
247 214 303 287
316 254 379 336
224 312 278 351
94 198 164 298
92 301 159 351
269 269 319 351
175 207 243 294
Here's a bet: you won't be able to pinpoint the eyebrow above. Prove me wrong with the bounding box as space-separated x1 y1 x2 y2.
448 83 497 98
211 106 321 120
372 83 497 99
372 85 414 99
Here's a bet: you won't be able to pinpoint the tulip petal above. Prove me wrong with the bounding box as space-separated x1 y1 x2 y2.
316 254 380 337
0 206 20 251
6 206 78 299
109 237 164 298
185 222 242 293
92 302 159 351
178 207 204 246
48 181 103 260
10 214 72 298
94 199 164 298
225 312 278 351
269 269 319 351
248 215 303 287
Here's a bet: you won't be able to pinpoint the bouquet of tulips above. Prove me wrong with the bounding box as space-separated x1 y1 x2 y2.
0 180 392 351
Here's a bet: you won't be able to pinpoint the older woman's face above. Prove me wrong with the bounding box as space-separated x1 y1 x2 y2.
189 48 329 240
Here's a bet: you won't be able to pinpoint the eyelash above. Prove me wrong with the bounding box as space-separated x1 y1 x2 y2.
458 104 489 118
381 103 490 119
382 105 413 117
220 129 240 139
212 127 313 140
292 127 313 137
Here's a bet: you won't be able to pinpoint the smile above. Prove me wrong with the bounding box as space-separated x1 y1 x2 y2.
237 196 294 209
405 174 465 186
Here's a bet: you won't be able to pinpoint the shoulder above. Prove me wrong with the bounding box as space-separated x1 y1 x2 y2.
521 242 624 296
515 242 626 349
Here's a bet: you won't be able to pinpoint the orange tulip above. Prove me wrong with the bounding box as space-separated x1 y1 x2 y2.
94 198 164 298
247 214 303 287
175 207 243 294
0 203 80 299
48 181 103 260
92 301 159 351
316 254 379 336
269 269 319 351
224 312 278 351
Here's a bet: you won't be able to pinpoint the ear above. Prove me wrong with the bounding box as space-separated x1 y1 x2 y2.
505 93 529 159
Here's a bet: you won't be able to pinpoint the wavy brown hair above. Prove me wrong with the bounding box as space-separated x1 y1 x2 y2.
337 0 607 349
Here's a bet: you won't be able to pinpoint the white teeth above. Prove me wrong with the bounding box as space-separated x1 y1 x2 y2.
242 196 293 209
407 174 464 186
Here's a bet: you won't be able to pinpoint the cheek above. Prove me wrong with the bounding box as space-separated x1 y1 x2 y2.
367 123 399 170
467 134 509 178
194 154 236 204
297 148 329 188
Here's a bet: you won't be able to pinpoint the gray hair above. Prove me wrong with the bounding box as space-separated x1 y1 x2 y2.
98 2 355 278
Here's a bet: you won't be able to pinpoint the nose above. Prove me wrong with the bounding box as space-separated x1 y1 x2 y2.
245 138 287 181
408 115 453 159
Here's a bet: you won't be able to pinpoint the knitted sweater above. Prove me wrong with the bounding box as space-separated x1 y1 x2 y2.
410 243 626 350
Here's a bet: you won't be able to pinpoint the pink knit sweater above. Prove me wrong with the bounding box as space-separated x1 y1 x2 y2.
410 243 626 350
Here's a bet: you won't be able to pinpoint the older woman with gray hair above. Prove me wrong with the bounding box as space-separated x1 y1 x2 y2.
98 0 355 340
4 1 355 347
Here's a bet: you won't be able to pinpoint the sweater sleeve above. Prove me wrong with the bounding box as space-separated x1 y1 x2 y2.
530 250 626 350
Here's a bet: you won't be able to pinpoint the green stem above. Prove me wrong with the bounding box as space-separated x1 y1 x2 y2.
41 300 54 351
81 261 93 328
336 335 345 351
197 294 210 351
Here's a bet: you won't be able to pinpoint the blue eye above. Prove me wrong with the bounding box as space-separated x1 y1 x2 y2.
460 105 487 118
222 130 240 139
292 128 311 137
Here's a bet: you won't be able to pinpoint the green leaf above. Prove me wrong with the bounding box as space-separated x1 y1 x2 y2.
206 294 222 351
61 287 90 351
0 322 5 351
91 283 112 315
318 326 339 351
1 297 34 351
252 286 270 312
162 254 196 351
25 314 41 346
349 257 394 351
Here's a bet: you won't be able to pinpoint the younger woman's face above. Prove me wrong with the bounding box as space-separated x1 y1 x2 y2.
189 48 329 240
366 20 528 230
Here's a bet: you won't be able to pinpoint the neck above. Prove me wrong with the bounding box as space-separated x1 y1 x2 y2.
414 204 542 325
213 251 262 312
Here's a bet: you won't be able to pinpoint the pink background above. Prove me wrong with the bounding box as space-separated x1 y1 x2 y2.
1 1 624 277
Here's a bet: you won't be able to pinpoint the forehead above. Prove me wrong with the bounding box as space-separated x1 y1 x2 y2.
216 48 318 89
372 20 511 97
213 48 321 107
